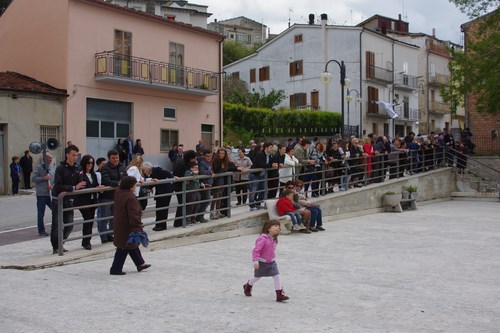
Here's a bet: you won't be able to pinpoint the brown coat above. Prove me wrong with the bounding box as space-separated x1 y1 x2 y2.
112 188 143 249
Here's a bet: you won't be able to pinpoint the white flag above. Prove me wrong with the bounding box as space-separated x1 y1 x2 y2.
375 101 399 119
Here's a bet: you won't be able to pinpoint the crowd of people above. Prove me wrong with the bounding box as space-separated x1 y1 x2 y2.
11 128 474 263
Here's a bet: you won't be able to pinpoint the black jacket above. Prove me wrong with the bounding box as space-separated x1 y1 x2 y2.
76 172 99 206
51 161 82 199
150 167 174 195
100 162 127 200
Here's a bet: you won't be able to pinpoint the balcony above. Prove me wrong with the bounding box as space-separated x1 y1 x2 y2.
366 65 393 84
430 101 449 114
394 73 419 91
429 73 450 86
394 106 418 121
366 102 392 118
94 52 219 96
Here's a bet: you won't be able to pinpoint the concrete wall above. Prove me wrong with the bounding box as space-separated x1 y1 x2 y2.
147 168 455 252
0 93 64 194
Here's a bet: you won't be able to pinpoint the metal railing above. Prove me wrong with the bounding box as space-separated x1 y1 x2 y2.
53 145 457 255
366 65 393 83
394 73 419 89
95 51 219 93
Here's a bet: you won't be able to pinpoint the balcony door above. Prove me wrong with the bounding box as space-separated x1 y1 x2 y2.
114 30 132 77
169 42 184 86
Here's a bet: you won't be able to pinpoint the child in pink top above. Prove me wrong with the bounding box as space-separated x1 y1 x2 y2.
243 220 289 302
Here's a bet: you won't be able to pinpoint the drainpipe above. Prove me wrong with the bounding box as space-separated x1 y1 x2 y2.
359 28 365 137
426 41 430 134
218 38 224 148
391 39 395 138
321 14 328 111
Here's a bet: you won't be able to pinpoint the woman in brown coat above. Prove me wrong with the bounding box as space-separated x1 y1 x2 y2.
109 176 151 275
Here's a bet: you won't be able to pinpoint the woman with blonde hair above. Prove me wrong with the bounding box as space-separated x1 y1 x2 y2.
127 155 148 210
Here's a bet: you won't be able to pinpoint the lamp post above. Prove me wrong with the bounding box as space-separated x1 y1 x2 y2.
320 60 349 137
346 88 361 131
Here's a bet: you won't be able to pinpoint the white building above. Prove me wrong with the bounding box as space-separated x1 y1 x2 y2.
224 14 421 138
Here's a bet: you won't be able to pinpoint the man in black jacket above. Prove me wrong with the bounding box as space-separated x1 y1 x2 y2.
50 145 86 254
142 161 175 231
172 150 198 227
248 142 278 210
19 150 33 189
99 149 127 243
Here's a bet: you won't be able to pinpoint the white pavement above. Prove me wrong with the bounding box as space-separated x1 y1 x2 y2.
1 200 499 333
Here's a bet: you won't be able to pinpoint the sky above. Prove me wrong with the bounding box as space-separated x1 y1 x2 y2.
199 0 472 44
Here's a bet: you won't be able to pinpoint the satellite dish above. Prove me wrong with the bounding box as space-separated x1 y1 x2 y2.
29 141 43 154
47 138 59 150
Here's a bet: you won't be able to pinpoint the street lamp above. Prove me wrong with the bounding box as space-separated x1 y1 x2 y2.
320 60 349 137
346 88 361 130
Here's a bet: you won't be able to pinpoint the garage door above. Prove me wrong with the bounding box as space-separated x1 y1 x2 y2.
86 98 131 161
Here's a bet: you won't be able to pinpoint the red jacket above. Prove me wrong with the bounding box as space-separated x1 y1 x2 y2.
276 197 296 216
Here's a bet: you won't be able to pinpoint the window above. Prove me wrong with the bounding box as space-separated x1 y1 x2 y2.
289 93 307 109
294 34 303 43
86 121 99 137
169 42 184 85
116 123 129 138
114 30 132 76
164 107 176 119
114 30 132 56
403 96 410 118
160 129 179 152
231 72 240 79
289 60 303 77
259 66 270 81
366 51 375 78
367 86 379 113
101 121 115 138
250 68 256 83
40 125 59 143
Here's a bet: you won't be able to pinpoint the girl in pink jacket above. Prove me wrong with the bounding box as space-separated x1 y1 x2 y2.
243 220 289 302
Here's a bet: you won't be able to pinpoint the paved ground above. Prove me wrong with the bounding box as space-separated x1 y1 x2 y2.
1 200 499 332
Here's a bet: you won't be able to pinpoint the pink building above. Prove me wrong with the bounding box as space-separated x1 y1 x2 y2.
0 0 224 166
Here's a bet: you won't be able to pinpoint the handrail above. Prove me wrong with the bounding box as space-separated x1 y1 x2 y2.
55 146 455 255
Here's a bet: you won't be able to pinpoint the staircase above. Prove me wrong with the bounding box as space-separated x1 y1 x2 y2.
452 150 500 201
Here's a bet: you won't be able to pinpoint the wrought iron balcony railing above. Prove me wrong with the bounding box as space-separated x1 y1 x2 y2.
94 51 219 96
394 106 418 121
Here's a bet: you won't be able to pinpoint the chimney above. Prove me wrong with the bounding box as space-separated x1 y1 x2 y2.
309 14 315 25
432 28 436 37
398 14 402 21
321 13 328 27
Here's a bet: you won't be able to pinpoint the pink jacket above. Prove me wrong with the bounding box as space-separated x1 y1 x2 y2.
252 233 278 263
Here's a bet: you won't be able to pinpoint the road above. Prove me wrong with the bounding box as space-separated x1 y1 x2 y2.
0 192 158 246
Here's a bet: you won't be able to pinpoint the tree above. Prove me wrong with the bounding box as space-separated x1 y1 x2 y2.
223 77 286 109
448 0 500 18
223 40 262 66
443 2 500 114
0 0 12 14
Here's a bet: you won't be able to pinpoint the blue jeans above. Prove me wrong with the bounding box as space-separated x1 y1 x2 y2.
98 199 114 241
307 207 322 227
248 173 265 208
36 195 52 233
284 212 303 226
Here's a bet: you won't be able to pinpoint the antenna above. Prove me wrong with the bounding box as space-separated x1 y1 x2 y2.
288 8 293 28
